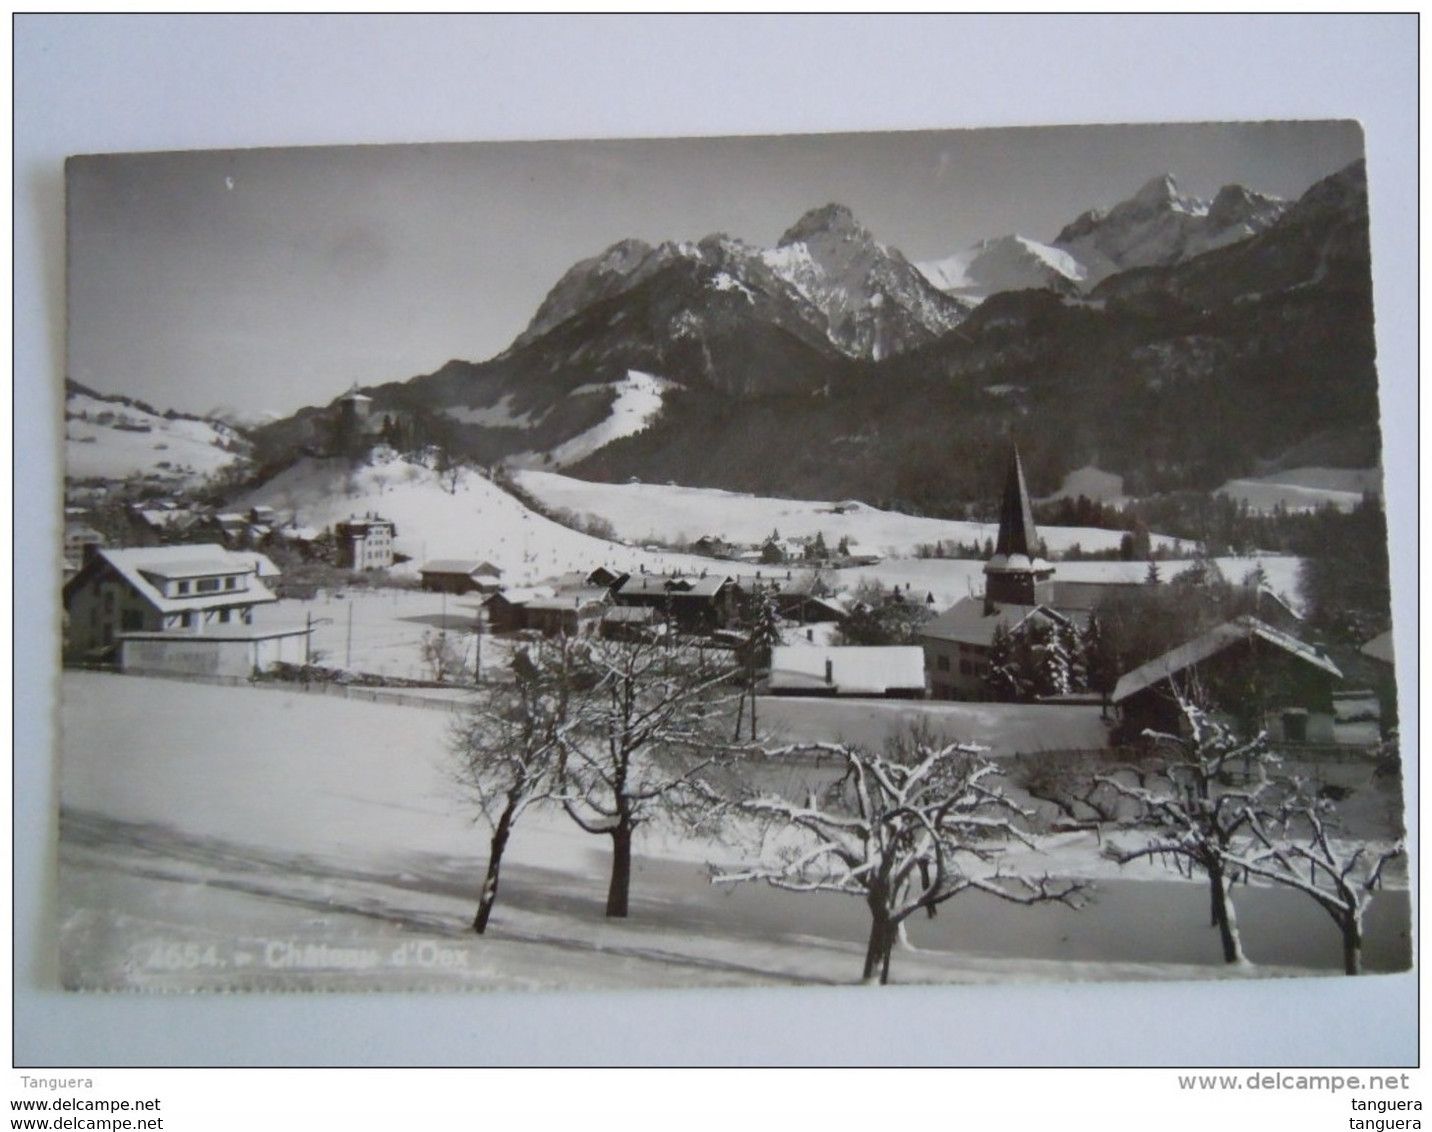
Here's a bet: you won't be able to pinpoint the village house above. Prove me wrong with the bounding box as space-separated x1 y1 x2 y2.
520 588 611 638
599 604 659 642
613 572 740 634
335 514 396 571
419 559 504 595
62 544 305 676
768 645 927 698
922 601 1073 700
128 501 197 542
554 565 628 591
63 520 106 573
1110 615 1343 745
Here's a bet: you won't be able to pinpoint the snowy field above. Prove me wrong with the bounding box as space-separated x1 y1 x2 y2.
236 455 726 587
58 673 1408 992
1216 467 1382 513
65 390 245 484
512 468 1166 558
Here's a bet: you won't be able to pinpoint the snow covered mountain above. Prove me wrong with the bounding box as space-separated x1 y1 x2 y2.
918 234 1087 299
246 161 1373 508
761 203 974 360
516 203 971 365
919 174 1289 298
1053 173 1288 287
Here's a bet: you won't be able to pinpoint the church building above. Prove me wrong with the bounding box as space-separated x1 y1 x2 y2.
919 449 1070 700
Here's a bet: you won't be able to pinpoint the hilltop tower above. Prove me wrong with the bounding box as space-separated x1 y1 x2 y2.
983 447 1054 610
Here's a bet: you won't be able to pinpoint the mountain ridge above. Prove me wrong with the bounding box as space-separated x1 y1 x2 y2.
242 160 1378 511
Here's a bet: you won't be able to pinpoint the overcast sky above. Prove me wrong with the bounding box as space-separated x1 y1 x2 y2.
67 120 1365 420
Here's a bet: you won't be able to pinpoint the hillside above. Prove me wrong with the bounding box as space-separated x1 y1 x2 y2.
511 469 1159 558
65 381 250 487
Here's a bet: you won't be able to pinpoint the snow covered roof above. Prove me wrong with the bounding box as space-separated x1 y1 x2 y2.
602 605 656 624
919 597 1064 648
120 624 309 643
617 573 733 600
524 588 611 612
138 557 247 580
135 508 196 530
1112 616 1342 704
768 646 926 696
229 551 282 578
984 553 1052 574
69 544 278 616
490 586 555 606
421 559 501 577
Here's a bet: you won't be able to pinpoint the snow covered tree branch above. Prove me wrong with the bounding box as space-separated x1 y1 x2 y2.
714 724 1085 985
1233 786 1403 975
447 638 580 933
1097 683 1282 964
554 635 742 917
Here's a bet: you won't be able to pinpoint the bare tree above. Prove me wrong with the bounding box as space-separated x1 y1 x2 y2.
448 640 577 933
420 628 467 684
557 636 740 918
1098 691 1280 964
1236 790 1403 975
716 727 1084 985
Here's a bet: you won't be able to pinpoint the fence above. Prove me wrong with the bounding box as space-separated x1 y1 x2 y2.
80 665 474 714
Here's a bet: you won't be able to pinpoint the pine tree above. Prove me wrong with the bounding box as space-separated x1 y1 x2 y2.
984 622 1025 701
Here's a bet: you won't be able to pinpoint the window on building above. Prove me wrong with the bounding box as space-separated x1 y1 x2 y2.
219 608 231 623
224 576 237 590
182 611 196 629
177 581 190 595
936 655 950 672
196 577 221 594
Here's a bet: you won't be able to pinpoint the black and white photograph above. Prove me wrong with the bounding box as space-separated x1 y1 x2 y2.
16 15 1418 1084
56 120 1408 996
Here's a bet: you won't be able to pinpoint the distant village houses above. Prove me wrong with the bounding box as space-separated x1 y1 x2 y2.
419 559 503 595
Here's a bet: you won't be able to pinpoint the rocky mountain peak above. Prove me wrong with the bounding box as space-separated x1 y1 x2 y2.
1132 172 1183 207
1206 183 1284 230
778 202 869 248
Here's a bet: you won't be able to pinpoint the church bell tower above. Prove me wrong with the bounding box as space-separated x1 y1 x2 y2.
983 447 1054 609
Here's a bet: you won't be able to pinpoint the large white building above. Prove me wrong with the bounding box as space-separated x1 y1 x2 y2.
62 544 304 676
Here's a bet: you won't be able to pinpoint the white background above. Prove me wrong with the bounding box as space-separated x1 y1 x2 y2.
12 14 1420 1074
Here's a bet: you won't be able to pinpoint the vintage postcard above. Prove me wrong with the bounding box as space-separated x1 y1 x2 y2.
59 122 1406 993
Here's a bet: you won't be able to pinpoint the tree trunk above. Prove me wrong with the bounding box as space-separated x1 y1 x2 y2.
862 913 897 985
1342 917 1363 976
473 811 513 935
605 822 633 918
1209 866 1245 964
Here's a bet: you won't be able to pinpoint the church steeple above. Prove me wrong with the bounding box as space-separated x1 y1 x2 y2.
983 447 1054 608
994 447 1039 559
